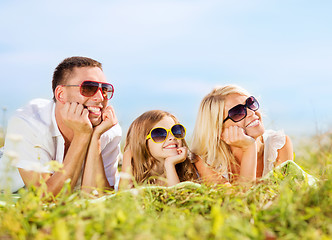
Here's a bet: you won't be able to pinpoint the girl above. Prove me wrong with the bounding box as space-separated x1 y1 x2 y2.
120 110 197 189
191 84 293 183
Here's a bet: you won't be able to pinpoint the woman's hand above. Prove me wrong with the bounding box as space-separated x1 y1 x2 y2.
222 126 257 182
222 126 255 150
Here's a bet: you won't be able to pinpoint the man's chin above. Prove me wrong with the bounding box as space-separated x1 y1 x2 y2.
89 116 102 127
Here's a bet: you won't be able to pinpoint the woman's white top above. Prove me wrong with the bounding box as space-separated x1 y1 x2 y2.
220 129 286 180
261 129 286 176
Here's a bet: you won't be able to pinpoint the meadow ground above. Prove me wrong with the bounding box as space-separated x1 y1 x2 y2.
0 131 331 240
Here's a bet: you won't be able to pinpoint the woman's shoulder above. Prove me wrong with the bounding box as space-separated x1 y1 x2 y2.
263 129 285 138
263 129 286 149
263 129 293 168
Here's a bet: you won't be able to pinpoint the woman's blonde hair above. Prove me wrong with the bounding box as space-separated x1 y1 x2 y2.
124 110 197 184
190 84 251 176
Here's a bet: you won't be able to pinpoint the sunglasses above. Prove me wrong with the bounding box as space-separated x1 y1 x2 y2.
223 96 259 123
62 80 114 100
146 124 186 143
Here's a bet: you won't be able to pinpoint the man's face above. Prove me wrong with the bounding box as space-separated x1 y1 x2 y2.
62 67 109 126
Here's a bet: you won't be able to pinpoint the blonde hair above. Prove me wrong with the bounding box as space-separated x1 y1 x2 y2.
190 85 251 176
124 110 197 184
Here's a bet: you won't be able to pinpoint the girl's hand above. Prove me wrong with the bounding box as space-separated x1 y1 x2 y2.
222 126 255 150
164 147 188 166
164 147 188 187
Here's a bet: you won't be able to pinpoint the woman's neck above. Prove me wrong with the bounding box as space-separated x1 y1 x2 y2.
232 135 264 164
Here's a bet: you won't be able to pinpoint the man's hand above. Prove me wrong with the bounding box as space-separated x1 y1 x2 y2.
164 147 188 166
94 106 118 136
222 126 255 150
60 102 93 135
81 105 117 193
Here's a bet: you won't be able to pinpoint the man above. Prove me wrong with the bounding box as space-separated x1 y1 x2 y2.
0 56 121 195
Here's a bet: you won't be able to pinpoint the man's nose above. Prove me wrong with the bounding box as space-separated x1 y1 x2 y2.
92 87 106 101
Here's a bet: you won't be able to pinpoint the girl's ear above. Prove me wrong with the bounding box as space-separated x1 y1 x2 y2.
54 85 66 104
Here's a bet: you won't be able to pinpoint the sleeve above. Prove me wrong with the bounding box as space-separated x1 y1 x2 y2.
263 129 286 175
3 116 54 173
267 130 286 163
101 124 122 186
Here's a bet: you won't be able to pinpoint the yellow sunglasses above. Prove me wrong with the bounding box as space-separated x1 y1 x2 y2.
146 124 186 143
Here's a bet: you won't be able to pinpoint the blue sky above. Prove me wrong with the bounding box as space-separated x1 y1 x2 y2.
0 0 331 140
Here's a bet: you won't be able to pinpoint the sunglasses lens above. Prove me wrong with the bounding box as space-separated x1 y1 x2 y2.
81 81 99 97
81 81 114 99
150 128 168 143
247 96 259 111
101 84 114 99
171 124 186 139
228 105 247 122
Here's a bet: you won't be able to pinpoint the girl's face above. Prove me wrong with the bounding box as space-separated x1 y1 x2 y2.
147 116 183 161
223 93 265 139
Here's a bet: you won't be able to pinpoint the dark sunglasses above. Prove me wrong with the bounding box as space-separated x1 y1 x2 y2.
223 96 259 123
62 80 114 100
146 124 186 143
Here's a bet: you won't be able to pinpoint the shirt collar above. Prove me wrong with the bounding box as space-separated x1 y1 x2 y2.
51 101 62 137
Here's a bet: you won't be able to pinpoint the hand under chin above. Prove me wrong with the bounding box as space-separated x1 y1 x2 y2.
246 128 264 139
90 116 102 127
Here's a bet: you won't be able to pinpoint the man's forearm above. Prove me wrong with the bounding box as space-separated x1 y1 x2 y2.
20 133 91 196
47 134 91 195
81 134 111 193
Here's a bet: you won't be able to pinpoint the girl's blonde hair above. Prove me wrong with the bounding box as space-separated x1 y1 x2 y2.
190 85 251 176
124 110 197 184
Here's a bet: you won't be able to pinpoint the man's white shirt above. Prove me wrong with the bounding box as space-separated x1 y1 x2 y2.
0 99 122 192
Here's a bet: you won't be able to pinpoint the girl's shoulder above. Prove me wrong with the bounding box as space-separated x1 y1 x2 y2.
188 151 199 163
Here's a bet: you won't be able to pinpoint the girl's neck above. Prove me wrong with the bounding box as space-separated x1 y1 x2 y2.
153 159 165 174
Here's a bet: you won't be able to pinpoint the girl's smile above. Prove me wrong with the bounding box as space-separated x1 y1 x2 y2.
163 143 179 149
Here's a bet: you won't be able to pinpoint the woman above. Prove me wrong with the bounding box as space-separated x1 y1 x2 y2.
191 85 293 183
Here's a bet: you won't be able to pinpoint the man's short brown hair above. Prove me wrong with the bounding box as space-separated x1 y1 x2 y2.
52 56 103 101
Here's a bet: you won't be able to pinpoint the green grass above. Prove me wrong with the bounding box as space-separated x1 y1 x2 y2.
0 132 332 239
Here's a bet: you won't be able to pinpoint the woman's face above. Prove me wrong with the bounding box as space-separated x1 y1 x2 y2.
223 93 265 139
147 116 183 161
